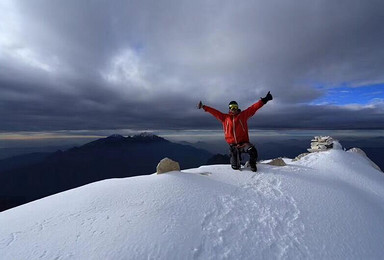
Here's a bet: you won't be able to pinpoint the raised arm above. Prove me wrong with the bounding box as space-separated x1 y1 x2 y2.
242 91 273 119
197 101 226 122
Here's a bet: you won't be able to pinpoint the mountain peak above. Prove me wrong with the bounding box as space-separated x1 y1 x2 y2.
131 132 167 142
135 132 155 137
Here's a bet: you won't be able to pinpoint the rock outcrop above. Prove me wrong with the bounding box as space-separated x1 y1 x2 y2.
156 158 180 174
267 157 287 166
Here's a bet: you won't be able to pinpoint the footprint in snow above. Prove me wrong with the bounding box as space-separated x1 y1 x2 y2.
195 174 310 259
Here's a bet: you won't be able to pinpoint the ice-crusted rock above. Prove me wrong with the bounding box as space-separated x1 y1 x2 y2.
307 136 340 152
156 158 180 174
295 136 341 161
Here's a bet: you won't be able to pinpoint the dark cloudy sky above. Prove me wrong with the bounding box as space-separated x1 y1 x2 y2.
1 0 384 135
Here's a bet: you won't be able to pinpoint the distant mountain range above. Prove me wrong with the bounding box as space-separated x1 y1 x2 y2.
0 133 213 212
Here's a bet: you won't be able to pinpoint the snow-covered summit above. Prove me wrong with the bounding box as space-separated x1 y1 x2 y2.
131 132 167 142
1 146 384 259
134 132 156 137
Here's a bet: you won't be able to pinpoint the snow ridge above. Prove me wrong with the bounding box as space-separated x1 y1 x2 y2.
1 148 384 259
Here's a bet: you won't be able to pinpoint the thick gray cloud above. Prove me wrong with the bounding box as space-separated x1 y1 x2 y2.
1 0 384 132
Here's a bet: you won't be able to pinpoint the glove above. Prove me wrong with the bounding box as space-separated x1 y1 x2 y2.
197 101 203 109
261 91 273 104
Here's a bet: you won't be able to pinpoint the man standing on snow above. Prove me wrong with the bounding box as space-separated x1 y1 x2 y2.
198 91 272 172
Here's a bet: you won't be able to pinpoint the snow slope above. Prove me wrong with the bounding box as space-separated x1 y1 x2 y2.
1 148 384 259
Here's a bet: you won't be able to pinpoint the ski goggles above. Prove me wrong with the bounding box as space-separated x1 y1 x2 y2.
229 104 238 110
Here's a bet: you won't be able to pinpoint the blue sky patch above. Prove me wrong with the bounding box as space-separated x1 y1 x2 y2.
311 84 384 105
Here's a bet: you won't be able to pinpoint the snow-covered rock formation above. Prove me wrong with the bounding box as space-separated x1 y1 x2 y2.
1 144 384 259
307 136 336 152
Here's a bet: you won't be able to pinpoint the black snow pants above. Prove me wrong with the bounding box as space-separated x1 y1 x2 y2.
229 143 258 171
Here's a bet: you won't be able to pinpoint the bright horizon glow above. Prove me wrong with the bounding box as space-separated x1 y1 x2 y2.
1 129 383 144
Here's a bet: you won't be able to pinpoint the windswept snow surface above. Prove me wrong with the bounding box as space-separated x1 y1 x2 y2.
1 149 384 259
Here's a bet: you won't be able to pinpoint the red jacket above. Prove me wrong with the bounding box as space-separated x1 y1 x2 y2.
203 100 264 144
